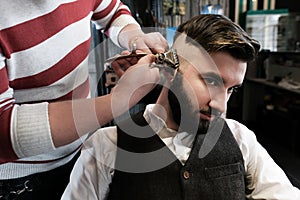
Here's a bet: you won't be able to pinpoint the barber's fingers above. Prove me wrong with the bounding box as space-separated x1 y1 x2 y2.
111 57 134 77
118 55 160 90
110 50 143 77
134 32 168 54
113 54 159 104
111 50 154 77
135 53 155 65
110 60 160 118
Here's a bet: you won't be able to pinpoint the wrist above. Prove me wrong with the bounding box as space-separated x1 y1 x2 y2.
128 35 144 51
118 24 144 49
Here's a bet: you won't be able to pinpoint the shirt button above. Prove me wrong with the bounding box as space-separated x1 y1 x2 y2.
183 171 190 179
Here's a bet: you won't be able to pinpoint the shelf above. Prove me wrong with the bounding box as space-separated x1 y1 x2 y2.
246 78 300 95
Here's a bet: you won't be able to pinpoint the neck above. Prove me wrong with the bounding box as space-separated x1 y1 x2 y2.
152 87 178 131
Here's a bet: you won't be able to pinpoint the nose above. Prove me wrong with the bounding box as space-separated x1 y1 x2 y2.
208 90 228 115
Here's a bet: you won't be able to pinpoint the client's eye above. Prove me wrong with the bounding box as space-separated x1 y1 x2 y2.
200 73 223 89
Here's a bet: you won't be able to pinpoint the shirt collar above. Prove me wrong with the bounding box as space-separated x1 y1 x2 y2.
143 104 177 138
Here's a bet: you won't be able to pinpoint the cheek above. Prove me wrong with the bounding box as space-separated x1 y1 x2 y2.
185 79 211 107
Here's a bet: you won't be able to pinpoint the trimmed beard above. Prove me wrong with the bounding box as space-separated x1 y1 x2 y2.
167 73 210 135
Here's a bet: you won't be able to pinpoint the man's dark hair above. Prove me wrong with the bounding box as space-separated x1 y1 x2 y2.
168 14 260 131
174 14 261 62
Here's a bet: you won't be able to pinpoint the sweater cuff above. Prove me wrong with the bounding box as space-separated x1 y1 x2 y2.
107 15 140 47
11 102 55 158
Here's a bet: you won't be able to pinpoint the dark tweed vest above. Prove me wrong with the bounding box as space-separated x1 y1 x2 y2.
108 113 246 200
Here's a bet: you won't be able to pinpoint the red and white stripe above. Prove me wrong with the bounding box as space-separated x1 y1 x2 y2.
0 0 137 178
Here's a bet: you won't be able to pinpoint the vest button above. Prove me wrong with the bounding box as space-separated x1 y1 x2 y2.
183 171 190 179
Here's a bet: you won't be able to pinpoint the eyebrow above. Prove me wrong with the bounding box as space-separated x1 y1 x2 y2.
199 72 223 83
200 72 243 88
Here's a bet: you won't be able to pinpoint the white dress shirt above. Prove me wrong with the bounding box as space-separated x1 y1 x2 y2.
62 104 300 200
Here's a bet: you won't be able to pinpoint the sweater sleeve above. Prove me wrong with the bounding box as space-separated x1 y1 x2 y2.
0 61 18 163
11 103 55 158
91 0 140 47
0 52 55 164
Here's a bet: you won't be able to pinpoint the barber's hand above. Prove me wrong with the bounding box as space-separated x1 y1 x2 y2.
110 54 160 116
113 54 159 92
119 24 168 54
110 50 145 78
129 32 168 54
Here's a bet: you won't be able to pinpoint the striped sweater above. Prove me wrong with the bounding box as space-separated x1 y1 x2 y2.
0 0 139 179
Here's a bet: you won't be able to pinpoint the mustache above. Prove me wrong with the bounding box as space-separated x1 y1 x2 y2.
199 108 222 118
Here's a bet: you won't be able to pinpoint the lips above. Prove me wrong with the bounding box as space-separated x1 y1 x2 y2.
199 111 213 121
